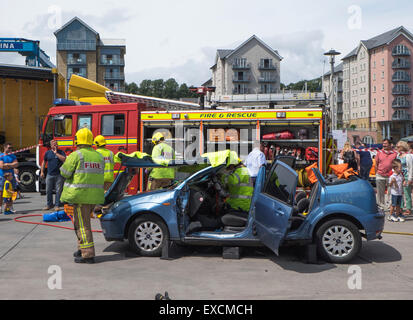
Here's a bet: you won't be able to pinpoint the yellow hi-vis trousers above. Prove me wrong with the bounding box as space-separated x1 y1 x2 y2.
73 204 96 259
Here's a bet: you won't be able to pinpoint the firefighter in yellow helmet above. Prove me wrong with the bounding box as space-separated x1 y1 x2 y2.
148 132 176 191
94 135 114 192
60 128 104 264
221 154 254 213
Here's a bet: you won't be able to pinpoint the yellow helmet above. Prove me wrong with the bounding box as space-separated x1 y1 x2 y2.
152 132 164 145
94 135 107 147
75 128 94 146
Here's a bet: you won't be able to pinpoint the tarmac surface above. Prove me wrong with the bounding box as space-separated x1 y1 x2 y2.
0 193 412 300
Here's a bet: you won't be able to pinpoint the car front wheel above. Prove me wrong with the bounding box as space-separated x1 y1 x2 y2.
127 214 169 257
315 219 361 264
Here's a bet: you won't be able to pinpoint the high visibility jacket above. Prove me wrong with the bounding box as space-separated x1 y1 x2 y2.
150 142 176 179
60 147 105 205
96 147 114 183
222 166 254 212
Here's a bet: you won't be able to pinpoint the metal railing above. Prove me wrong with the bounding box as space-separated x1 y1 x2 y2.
392 72 411 82
258 76 277 83
57 41 96 51
232 63 251 69
392 86 411 95
392 99 411 108
232 75 251 82
392 111 411 121
392 59 410 69
258 63 276 70
100 57 125 66
67 58 87 65
104 72 125 80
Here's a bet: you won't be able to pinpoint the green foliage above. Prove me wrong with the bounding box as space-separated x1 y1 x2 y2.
125 78 200 99
280 77 322 92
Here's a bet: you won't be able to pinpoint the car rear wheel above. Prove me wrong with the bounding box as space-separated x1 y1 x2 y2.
315 219 361 264
18 167 37 192
127 214 168 257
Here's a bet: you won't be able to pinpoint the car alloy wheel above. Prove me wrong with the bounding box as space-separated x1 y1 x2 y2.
134 221 164 253
322 225 354 258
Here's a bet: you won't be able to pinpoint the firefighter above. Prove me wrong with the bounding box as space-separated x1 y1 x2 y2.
60 128 105 264
221 156 254 213
94 135 114 192
148 132 176 191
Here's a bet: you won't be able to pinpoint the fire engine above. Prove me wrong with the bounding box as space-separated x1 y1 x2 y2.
38 75 329 194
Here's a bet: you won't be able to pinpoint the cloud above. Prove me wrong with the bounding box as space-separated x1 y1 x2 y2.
264 30 327 84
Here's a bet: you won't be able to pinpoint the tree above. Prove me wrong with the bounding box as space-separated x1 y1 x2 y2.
152 79 165 98
164 78 179 99
125 82 139 94
139 80 153 96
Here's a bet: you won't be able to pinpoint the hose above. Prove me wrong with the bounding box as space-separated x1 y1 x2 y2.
13 214 103 233
382 231 413 236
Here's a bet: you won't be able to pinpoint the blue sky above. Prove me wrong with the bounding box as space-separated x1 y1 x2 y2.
1 0 413 86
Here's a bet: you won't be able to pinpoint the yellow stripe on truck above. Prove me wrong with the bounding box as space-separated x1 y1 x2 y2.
141 110 323 121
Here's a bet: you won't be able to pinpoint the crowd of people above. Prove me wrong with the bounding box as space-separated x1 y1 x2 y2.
340 138 413 222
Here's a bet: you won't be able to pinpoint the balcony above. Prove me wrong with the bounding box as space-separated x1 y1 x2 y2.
104 72 125 80
258 63 276 70
259 89 277 94
67 57 86 65
68 71 87 79
258 76 277 83
232 62 250 70
392 45 411 56
392 59 410 69
100 57 125 66
232 75 251 82
392 71 411 82
57 41 96 51
392 85 411 95
392 111 411 121
392 99 411 108
232 88 251 94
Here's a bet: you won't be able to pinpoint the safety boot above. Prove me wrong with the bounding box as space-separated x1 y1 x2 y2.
73 250 81 258
74 256 95 264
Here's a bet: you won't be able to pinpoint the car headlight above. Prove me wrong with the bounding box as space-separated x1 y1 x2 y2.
113 202 122 210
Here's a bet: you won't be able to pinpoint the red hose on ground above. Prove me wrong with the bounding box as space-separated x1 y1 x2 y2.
13 214 103 233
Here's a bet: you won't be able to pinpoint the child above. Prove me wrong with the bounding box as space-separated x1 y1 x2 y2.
388 159 405 222
3 172 15 215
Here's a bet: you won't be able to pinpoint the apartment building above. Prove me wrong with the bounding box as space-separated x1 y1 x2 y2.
342 26 413 143
323 63 343 129
210 35 282 98
54 17 126 92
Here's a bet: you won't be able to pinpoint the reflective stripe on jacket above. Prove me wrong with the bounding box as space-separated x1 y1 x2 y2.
96 147 114 183
150 142 176 179
60 147 105 205
222 166 254 212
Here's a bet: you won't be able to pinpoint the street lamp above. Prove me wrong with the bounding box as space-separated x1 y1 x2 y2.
324 49 341 130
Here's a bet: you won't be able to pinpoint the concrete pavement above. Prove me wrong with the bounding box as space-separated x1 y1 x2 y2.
0 193 412 300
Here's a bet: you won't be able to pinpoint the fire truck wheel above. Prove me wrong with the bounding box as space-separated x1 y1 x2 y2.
18 167 37 192
128 214 169 257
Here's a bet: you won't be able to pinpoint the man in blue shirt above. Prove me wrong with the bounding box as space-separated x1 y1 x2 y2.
40 140 66 210
355 141 373 180
0 143 19 214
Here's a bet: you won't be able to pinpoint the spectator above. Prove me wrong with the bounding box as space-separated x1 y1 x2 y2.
2 172 15 215
396 140 413 216
340 142 359 171
388 159 405 222
40 140 66 211
355 141 373 180
245 141 267 186
0 143 18 214
375 139 397 211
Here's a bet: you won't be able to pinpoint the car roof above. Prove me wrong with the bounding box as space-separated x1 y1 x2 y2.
118 153 209 168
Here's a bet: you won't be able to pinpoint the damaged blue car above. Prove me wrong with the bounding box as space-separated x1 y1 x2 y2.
99 154 385 264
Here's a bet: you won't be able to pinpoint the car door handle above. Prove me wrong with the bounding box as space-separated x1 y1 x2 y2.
275 209 285 216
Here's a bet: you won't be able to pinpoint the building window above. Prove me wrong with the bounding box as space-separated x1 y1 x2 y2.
382 97 385 104
67 53 86 65
373 74 376 81
381 71 385 79
382 110 385 116
381 58 385 66
374 98 376 105
101 114 125 136
392 44 411 56
68 67 87 79
78 115 92 130
382 84 385 91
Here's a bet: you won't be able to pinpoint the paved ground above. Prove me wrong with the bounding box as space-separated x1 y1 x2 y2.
0 193 412 300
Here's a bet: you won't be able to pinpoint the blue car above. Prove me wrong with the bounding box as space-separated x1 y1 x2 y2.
100 155 385 264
